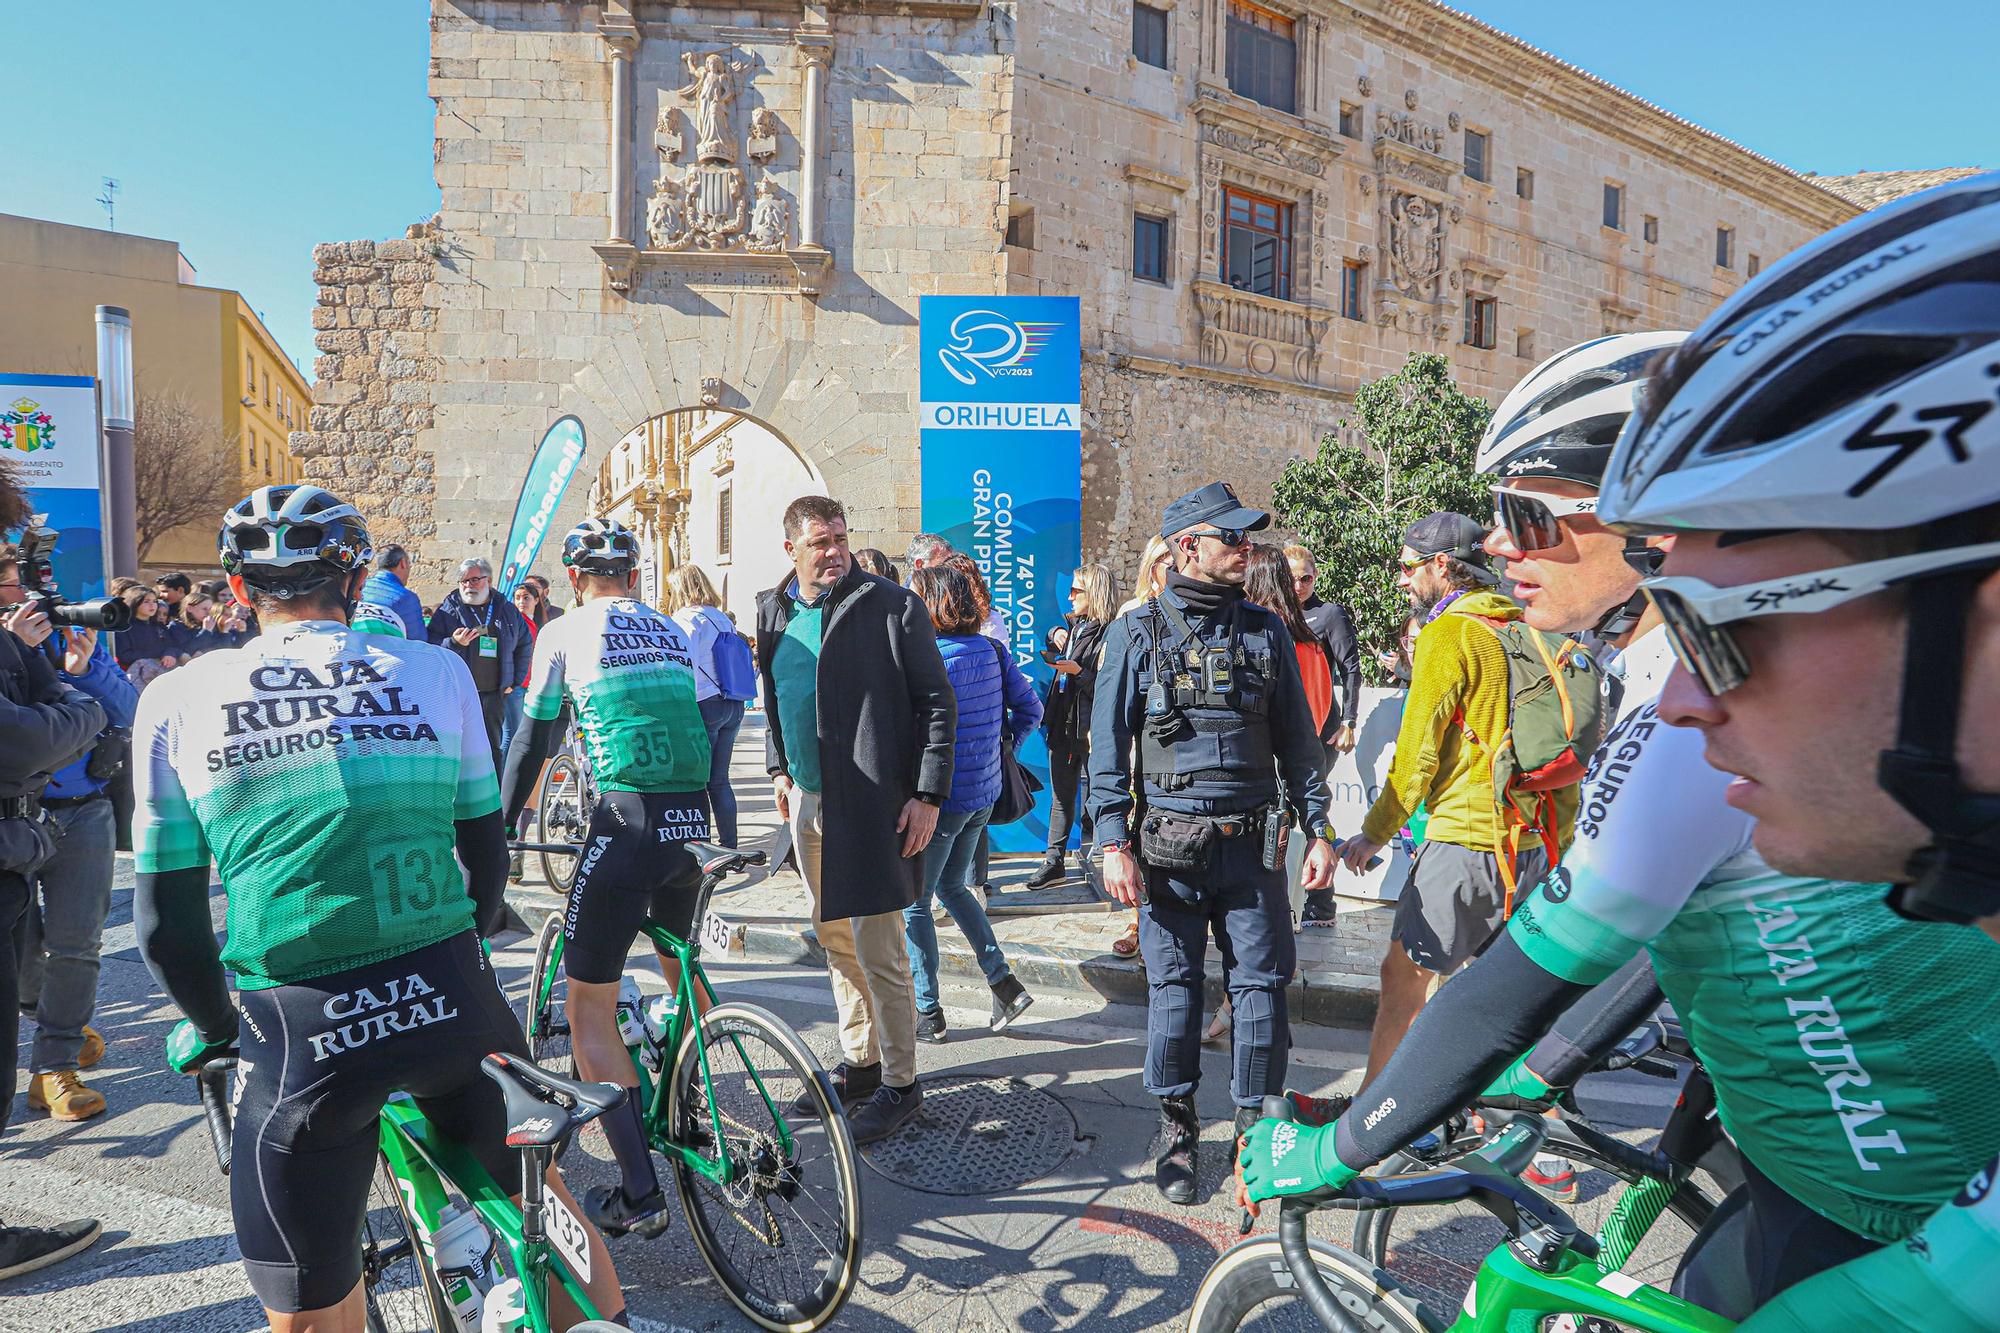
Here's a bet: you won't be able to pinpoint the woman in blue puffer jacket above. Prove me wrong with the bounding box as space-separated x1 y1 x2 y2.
904 565 1043 1042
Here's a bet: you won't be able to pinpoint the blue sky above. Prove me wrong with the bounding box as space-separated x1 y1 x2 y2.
2 2 1988 378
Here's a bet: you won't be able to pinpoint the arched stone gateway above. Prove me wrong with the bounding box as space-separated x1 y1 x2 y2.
298 0 1855 592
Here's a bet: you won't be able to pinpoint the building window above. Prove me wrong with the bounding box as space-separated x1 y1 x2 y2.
1222 186 1293 301
1133 213 1170 284
1516 327 1535 360
245 352 255 389
1464 129 1490 183
263 440 272 477
1338 101 1360 139
1516 167 1534 200
1133 2 1169 68
1602 183 1624 231
716 484 734 560
1004 206 1035 250
263 369 271 407
1716 225 1735 269
1747 253 1761 278
1643 214 1659 244
1463 294 1497 350
1341 260 1367 321
246 431 256 468
1225 0 1296 115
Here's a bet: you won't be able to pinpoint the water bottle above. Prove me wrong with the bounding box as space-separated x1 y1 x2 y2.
480 1277 528 1332
638 992 680 1074
614 977 646 1049
427 1203 498 1333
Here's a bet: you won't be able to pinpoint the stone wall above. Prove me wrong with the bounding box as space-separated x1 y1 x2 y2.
293 224 443 577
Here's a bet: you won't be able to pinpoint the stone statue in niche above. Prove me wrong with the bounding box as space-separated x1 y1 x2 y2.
745 178 790 253
678 50 749 164
748 106 780 164
655 105 684 163
646 174 688 250
1388 191 1446 300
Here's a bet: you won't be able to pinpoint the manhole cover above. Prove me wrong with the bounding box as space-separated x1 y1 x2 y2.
860 1075 1078 1195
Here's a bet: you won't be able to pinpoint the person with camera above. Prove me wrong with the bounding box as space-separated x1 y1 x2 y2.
0 478 111 1281
1087 481 1336 1205
3 542 136 1126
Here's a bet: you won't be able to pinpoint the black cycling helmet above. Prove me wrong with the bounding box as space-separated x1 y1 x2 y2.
561 517 639 575
219 484 372 600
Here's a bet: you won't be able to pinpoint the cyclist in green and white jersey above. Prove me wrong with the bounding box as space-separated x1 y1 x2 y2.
1238 332 2000 1321
1599 171 2000 1330
132 484 625 1331
500 517 712 1239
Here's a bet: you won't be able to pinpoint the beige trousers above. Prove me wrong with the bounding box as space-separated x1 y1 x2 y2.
790 790 918 1087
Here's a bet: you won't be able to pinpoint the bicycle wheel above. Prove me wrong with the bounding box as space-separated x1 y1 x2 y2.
1354 1130 1721 1321
535 750 588 892
524 912 574 1080
665 1002 863 1333
1189 1235 1435 1333
362 1152 454 1333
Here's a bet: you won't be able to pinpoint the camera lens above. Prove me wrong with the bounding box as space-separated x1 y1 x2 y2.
49 597 133 632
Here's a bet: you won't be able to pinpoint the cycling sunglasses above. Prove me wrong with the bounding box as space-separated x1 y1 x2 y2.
1492 485 1599 554
1642 540 2000 696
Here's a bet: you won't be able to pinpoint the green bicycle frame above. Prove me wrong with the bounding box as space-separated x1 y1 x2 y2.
531 918 797 1188
1445 1239 1734 1333
378 1096 604 1328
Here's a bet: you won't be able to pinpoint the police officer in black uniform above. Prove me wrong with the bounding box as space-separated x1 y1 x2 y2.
1088 481 1336 1204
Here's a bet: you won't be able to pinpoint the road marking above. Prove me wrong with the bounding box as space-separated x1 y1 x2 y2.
1078 1201 1241 1254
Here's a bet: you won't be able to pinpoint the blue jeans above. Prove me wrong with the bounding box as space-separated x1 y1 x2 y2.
698 695 746 847
17 796 116 1072
902 804 1010 1013
499 687 526 761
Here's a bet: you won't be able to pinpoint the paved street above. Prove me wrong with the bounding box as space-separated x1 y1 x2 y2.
1 849 1680 1333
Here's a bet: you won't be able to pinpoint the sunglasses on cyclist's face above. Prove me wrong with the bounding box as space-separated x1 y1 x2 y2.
1643 541 2000 696
1492 485 1599 554
1186 528 1250 549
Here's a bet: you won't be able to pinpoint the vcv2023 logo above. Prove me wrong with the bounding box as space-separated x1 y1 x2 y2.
935 309 1066 386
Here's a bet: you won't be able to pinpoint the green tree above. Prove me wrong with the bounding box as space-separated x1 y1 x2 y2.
1273 352 1493 682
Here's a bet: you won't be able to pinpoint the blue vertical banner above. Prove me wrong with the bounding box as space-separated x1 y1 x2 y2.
919 296 1082 853
495 415 587 598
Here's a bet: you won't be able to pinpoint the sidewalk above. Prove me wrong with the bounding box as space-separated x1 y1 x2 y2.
505 713 1393 1027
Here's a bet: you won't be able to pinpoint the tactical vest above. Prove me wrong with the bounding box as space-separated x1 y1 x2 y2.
1135 596 1281 795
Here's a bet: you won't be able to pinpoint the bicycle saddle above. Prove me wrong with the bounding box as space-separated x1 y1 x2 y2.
688 841 768 878
481 1052 627 1149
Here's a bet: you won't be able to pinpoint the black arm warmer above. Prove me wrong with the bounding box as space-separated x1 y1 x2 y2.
1335 930 1589 1170
133 866 237 1041
1523 951 1665 1091
500 714 559 830
456 809 510 937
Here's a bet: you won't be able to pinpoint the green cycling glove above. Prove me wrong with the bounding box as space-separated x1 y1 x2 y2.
1237 1115 1360 1205
1480 1051 1554 1104
166 1018 237 1074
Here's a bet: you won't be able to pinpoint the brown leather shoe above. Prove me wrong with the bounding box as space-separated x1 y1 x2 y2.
77 1025 105 1070
28 1071 106 1122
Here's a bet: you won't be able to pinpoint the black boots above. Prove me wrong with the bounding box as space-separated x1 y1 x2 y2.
1024 854 1066 888
1155 1094 1201 1205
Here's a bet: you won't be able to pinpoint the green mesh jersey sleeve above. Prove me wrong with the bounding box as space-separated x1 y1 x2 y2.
524 622 567 723
1506 704 1731 984
133 686 211 875
452 653 501 819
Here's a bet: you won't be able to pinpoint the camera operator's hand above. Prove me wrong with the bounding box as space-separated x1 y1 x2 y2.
62 627 98 676
5 599 53 650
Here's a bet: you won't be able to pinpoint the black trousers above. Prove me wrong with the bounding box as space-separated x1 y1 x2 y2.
478 690 507 777
1044 737 1093 856
0 869 30 1139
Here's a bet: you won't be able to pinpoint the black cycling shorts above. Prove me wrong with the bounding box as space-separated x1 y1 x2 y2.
1672 1153 1882 1319
232 930 529 1313
561 788 709 985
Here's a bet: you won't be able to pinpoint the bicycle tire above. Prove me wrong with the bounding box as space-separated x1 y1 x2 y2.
1353 1132 1721 1319
665 1002 863 1333
535 752 587 893
362 1151 456 1333
1189 1234 1436 1333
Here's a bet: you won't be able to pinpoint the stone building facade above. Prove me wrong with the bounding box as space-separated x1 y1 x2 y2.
299 0 1859 587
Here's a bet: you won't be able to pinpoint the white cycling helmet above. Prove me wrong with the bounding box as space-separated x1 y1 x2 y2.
561 517 639 574
1601 170 2000 535
1478 331 1687 486
219 484 372 599
1599 170 2000 927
